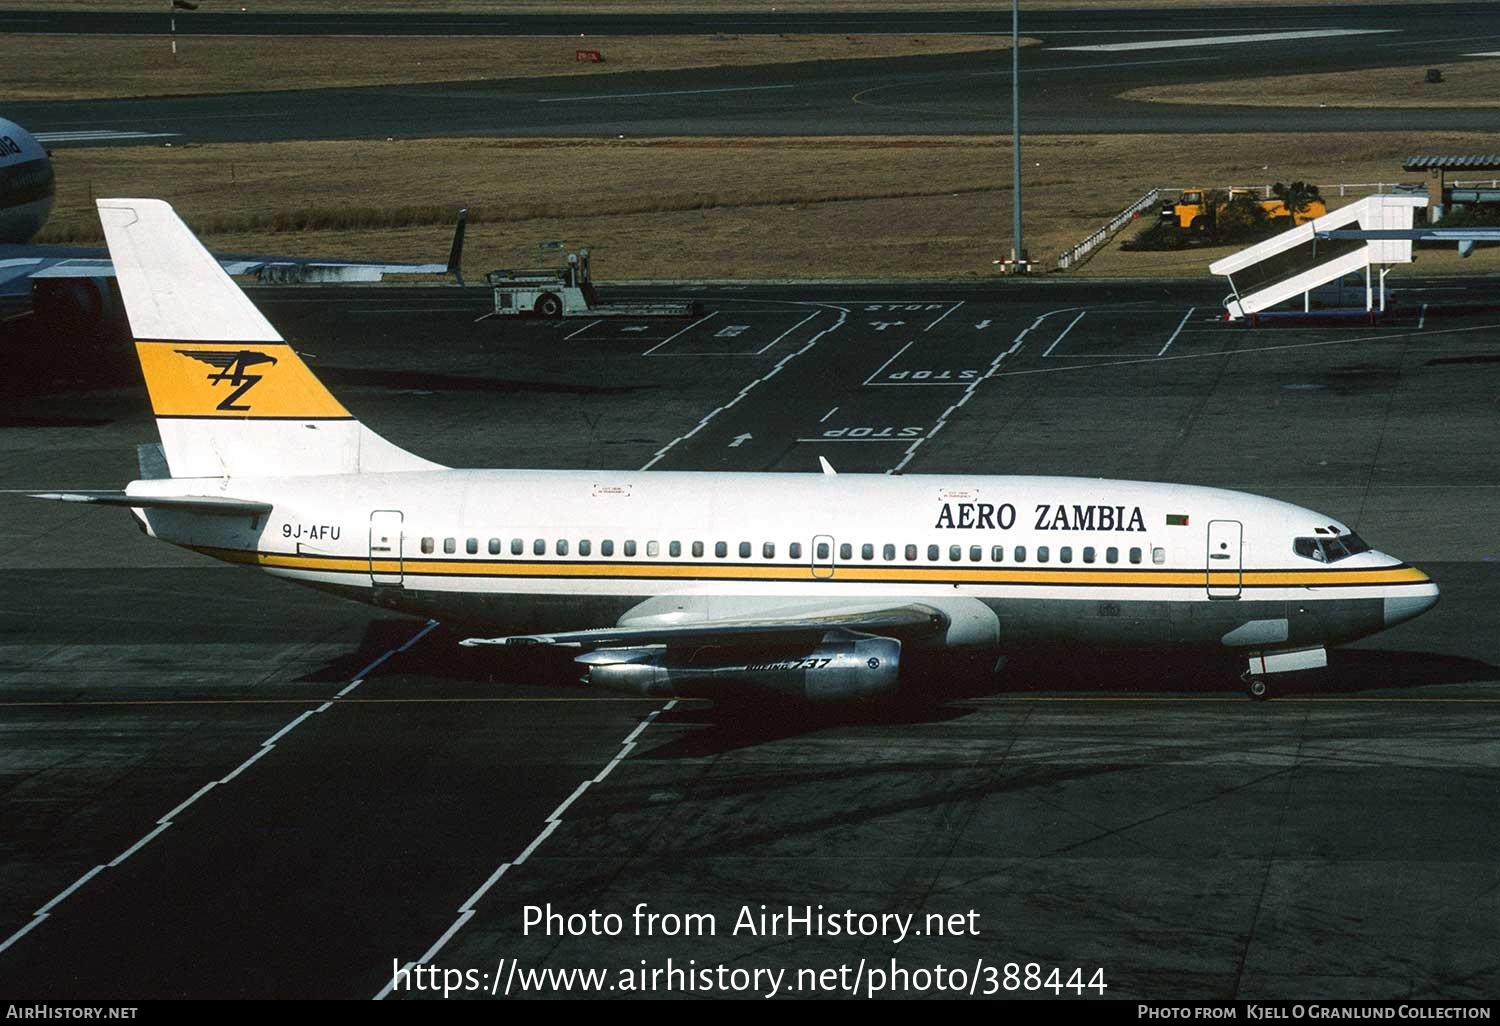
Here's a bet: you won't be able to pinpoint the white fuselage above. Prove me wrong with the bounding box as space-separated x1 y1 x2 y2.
128 470 1438 659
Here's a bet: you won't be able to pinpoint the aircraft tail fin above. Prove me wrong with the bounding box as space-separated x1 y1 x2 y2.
97 198 441 478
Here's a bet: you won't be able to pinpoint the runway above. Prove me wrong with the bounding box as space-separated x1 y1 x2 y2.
0 279 1496 998
10 3 1500 143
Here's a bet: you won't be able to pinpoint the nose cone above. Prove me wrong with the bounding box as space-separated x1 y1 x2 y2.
1383 573 1440 628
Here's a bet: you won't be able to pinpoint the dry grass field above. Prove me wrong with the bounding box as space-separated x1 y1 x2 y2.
10 33 1020 101
1123 60 1500 109
35 131 1498 280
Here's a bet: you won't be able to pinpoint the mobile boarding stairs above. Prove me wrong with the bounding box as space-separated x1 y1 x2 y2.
1209 191 1500 322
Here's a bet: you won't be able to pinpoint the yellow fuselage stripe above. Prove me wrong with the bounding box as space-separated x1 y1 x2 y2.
194 547 1430 589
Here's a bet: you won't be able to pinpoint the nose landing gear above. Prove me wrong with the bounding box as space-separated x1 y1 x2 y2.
1241 671 1270 701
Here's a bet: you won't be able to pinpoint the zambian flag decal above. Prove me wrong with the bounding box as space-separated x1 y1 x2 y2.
1166 514 1190 526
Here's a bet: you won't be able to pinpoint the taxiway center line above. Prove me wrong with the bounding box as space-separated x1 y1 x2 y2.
376 700 682 999
1159 307 1197 356
640 306 848 470
0 618 440 959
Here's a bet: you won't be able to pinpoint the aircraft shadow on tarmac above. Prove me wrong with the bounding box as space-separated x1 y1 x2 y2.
295 624 1500 757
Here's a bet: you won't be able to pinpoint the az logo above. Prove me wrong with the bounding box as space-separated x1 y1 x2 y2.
175 349 279 411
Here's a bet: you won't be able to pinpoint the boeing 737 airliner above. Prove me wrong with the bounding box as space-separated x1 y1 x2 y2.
35 199 1440 701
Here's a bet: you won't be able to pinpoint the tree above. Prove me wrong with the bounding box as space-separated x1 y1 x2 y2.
1271 181 1321 223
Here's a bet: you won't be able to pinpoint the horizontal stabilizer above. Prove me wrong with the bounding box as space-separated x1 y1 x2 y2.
29 491 272 516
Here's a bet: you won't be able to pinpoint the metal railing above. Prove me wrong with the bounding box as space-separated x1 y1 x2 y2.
1055 188 1160 271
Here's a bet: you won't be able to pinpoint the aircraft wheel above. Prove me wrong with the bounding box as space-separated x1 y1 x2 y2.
535 293 562 318
1246 676 1270 701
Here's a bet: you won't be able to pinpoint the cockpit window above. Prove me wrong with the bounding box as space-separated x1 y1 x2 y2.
1293 532 1371 564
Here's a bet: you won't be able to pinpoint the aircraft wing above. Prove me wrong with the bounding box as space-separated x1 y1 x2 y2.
460 603 950 649
0 207 466 300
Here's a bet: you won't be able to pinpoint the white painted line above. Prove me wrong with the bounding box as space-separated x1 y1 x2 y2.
158 782 217 825
924 301 964 332
460 864 512 913
398 620 442 653
1159 307 1196 356
888 308 1067 474
973 55 1221 77
336 679 364 698
564 318 602 340
34 130 180 142
642 311 716 355
263 710 315 748
108 822 172 867
378 700 680 995
417 910 477 966
373 961 417 1002
754 310 820 355
512 820 561 866
219 744 273 785
640 306 846 470
0 915 48 956
538 83 796 103
1418 304 1427 330
861 339 917 385
0 618 439 963
34 866 105 917
1053 28 1395 52
796 436 913 443
819 406 840 423
1042 311 1087 357
315 701 334 714
546 781 592 823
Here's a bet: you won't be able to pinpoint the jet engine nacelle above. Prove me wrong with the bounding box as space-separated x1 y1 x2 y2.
577 630 901 702
30 275 124 336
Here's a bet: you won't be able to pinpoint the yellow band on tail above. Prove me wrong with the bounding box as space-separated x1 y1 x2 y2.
135 340 350 419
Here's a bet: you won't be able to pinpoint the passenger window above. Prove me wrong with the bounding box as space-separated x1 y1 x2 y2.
1060 546 1072 564
1152 547 1166 565
861 543 874 561
624 540 637 557
533 538 545 556
715 542 727 558
692 541 704 558
467 538 478 555
790 542 802 560
647 541 659 557
421 537 434 554
816 542 830 560
905 544 917 562
488 538 501 555
670 541 681 558
1129 547 1142 564
601 540 614 557
1083 546 1095 564
839 543 852 561
991 545 1003 562
1106 546 1118 564
969 546 982 562
1014 546 1026 562
927 544 939 562
739 542 752 559
444 538 456 555
764 542 776 559
556 539 569 556
1037 546 1050 563
949 545 962 562
883 544 896 561
579 539 592 557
